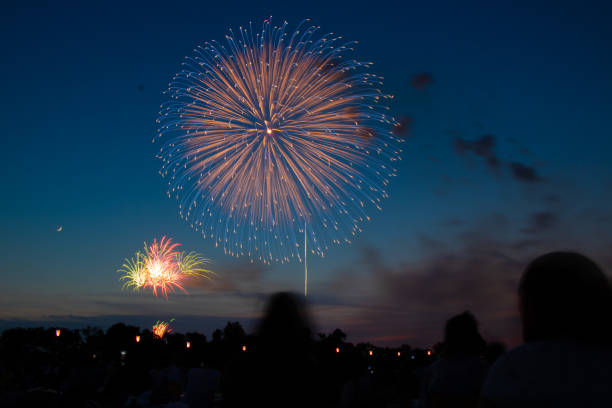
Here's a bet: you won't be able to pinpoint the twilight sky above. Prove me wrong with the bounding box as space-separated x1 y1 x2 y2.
2 0 612 347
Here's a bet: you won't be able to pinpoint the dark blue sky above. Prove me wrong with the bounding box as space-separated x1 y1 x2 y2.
2 0 611 346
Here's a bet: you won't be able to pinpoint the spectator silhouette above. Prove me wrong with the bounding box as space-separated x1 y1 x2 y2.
484 342 506 366
421 311 488 408
481 251 612 407
184 366 220 408
222 292 320 408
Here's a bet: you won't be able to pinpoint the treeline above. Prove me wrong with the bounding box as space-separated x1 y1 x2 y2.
0 322 434 369
0 322 435 406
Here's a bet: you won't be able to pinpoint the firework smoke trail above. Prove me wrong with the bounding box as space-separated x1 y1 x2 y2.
157 19 403 263
305 222 307 297
118 236 214 299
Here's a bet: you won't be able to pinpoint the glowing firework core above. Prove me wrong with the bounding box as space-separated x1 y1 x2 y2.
147 260 164 278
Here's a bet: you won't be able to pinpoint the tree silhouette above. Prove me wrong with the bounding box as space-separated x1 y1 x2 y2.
223 321 246 344
212 328 223 343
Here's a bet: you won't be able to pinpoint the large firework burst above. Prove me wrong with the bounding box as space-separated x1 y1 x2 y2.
118 236 214 299
157 19 403 263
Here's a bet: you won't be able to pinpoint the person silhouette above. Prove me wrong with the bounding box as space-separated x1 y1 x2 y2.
222 292 320 408
480 251 612 407
421 311 489 408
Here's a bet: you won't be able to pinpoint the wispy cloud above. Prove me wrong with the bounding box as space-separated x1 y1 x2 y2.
509 162 543 183
522 211 559 234
392 115 414 137
453 134 500 170
410 72 434 90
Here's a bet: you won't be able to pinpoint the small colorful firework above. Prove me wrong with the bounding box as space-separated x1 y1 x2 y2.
118 236 214 299
152 319 174 339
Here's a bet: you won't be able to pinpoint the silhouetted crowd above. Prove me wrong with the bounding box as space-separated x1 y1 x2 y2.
1 251 611 407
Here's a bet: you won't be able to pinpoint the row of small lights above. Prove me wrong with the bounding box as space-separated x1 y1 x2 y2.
56 331 196 352
336 347 432 358
57 331 432 357
135 335 245 351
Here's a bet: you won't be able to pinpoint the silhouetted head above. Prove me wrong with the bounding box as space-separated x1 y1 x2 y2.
443 311 485 357
519 251 612 345
257 292 311 349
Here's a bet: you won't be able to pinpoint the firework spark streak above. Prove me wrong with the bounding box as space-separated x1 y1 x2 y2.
157 19 403 263
118 251 148 292
118 236 214 299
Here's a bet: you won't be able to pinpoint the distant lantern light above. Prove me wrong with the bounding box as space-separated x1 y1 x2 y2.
55 329 61 337
186 341 191 349
397 351 401 357
426 349 432 356
136 335 141 343
335 347 340 353
242 345 247 352
369 350 373 356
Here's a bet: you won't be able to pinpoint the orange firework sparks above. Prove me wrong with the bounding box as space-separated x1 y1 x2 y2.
157 19 403 264
152 319 173 339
